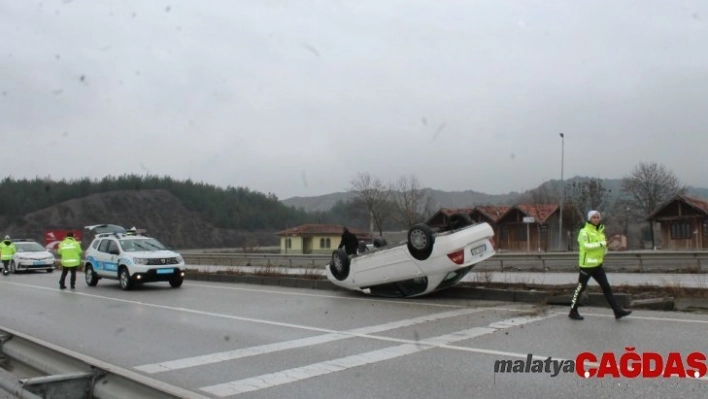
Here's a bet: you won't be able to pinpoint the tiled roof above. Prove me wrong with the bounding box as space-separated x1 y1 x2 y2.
681 195 708 214
472 206 511 222
514 204 560 223
648 194 708 219
276 224 369 237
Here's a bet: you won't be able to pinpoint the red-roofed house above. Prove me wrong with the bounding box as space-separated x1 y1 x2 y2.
496 204 561 252
647 195 708 250
275 224 371 254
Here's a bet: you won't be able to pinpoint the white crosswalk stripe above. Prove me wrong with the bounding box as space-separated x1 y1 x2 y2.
199 314 554 397
135 306 500 373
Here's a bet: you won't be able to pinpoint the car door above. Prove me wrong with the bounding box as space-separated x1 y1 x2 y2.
94 239 120 275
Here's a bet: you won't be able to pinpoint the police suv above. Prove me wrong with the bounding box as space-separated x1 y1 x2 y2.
83 225 185 290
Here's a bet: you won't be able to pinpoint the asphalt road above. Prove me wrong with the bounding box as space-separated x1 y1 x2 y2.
0 272 707 398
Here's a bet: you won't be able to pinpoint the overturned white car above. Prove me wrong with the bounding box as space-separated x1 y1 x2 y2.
326 214 495 298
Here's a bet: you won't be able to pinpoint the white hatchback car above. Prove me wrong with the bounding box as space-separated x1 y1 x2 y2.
8 239 56 273
83 225 185 290
326 214 495 298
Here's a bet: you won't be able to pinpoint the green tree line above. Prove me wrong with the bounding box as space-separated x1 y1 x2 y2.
0 174 379 231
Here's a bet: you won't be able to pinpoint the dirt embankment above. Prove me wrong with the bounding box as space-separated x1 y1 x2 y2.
0 189 275 249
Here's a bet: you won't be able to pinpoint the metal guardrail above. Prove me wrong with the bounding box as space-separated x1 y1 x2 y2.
181 251 708 273
486 251 708 272
0 326 207 399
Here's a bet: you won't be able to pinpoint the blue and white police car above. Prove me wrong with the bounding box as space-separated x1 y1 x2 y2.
83 224 185 290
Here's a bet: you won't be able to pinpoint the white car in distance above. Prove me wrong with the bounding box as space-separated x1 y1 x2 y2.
326 214 496 298
8 239 56 273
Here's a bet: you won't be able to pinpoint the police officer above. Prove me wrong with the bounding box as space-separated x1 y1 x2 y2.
569 210 632 320
0 235 16 276
58 232 82 290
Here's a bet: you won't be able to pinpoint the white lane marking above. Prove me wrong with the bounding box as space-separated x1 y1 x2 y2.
135 307 496 373
0 281 345 334
0 280 526 336
5 279 708 327
186 282 467 308
200 314 555 397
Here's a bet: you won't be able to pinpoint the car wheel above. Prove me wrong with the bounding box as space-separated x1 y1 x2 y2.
10 261 16 274
46 268 54 273
407 224 435 261
329 248 350 281
448 213 474 230
119 268 133 290
85 265 99 286
169 277 183 288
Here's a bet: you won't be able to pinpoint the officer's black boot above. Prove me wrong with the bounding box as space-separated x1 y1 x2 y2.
568 308 584 320
614 308 632 319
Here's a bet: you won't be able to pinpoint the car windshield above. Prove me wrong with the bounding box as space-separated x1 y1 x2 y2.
15 242 46 252
119 238 168 252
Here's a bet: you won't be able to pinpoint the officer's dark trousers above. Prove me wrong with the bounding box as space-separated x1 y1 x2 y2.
570 265 621 311
60 267 77 288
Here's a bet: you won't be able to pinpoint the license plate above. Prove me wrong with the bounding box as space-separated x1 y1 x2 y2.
156 268 174 275
470 244 486 256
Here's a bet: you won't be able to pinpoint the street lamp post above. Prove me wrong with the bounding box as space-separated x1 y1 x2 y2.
558 133 565 251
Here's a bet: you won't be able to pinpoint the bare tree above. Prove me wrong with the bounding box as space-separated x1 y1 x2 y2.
517 183 559 205
390 175 435 228
565 179 612 217
562 179 612 250
350 172 391 235
621 162 686 249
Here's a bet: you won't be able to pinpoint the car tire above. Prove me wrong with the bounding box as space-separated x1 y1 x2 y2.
448 213 474 230
169 277 183 288
407 224 435 261
10 261 16 274
329 248 350 281
85 265 99 287
46 268 54 273
119 268 133 290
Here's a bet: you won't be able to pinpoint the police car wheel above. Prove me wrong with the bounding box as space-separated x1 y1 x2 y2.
85 265 99 286
119 268 133 290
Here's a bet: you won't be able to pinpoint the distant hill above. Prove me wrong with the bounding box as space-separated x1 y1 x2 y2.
281 192 356 212
1 189 274 249
280 188 523 213
281 177 708 213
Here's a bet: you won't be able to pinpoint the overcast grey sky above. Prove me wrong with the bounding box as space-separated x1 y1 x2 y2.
1 0 707 200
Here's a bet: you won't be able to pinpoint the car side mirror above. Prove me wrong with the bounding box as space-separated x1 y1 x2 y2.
109 248 120 256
